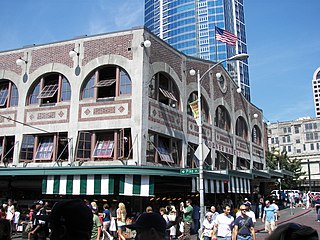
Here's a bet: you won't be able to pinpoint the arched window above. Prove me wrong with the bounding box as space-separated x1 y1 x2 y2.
187 91 210 123
215 105 231 131
81 65 131 100
27 73 71 106
148 72 180 109
0 79 19 108
252 125 262 145
316 71 320 80
236 116 248 139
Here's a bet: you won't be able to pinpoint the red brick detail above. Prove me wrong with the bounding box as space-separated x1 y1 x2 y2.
0 110 17 128
187 116 212 141
78 99 132 121
24 105 70 125
93 107 116 115
148 102 183 131
149 40 183 81
186 61 211 88
234 86 247 112
82 34 133 65
0 52 24 75
29 44 74 73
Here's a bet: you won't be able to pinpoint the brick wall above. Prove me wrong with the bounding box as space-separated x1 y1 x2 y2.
0 52 24 75
150 39 183 81
30 44 74 73
83 34 133 65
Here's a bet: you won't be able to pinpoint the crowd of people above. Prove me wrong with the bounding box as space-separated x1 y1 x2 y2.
0 195 318 240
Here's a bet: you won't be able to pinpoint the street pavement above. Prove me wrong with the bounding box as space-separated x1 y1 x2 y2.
255 207 320 240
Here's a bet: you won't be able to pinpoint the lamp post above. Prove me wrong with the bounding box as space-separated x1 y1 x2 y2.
189 53 249 228
273 148 282 200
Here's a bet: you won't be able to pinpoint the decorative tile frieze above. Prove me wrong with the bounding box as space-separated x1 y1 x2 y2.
148 102 183 131
25 106 69 125
0 110 16 128
79 100 131 121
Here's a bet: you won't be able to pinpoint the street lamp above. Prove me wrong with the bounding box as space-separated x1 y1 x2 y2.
189 53 249 228
273 148 282 199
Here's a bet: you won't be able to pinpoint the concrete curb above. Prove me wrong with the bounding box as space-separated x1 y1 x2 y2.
255 209 312 232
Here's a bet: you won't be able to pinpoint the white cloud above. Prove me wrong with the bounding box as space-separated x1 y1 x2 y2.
87 0 143 35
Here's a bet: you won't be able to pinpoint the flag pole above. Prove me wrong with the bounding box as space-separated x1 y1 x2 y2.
214 27 218 62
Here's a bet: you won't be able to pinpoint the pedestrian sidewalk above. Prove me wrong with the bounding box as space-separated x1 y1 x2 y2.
254 206 312 232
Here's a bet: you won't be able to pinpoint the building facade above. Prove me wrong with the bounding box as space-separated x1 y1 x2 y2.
268 117 320 190
144 0 250 100
0 27 266 207
312 67 320 118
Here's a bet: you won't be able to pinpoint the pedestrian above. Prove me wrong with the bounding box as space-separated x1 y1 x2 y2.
166 202 177 240
126 212 166 240
209 206 219 222
262 200 276 235
5 199 14 234
91 205 102 240
49 199 93 240
146 206 153 213
102 203 113 240
212 204 234 240
160 207 170 240
266 222 318 240
116 202 127 240
178 199 193 240
243 198 251 206
13 207 20 235
0 218 11 240
232 204 256 240
201 212 214 240
28 200 48 240
192 202 200 234
257 198 264 219
270 200 279 225
236 203 256 225
306 191 311 209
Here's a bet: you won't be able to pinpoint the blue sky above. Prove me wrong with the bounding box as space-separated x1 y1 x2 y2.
0 0 319 122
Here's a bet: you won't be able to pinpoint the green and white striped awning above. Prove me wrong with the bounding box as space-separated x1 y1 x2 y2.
192 176 251 194
228 176 251 194
192 178 225 194
42 174 154 197
119 175 154 197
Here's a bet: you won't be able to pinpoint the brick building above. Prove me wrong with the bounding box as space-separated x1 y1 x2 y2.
0 27 270 207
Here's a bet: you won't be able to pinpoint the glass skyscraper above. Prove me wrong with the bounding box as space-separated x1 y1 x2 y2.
145 0 250 101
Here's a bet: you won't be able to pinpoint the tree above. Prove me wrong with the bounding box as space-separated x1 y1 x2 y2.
266 148 306 189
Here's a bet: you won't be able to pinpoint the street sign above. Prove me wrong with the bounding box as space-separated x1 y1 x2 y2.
194 144 210 160
180 168 200 175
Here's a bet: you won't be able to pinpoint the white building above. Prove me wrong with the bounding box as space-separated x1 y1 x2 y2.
0 27 269 206
268 117 320 190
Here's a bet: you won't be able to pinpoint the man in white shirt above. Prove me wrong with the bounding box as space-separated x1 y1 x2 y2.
212 204 234 240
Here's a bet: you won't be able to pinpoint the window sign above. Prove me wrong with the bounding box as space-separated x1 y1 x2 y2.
93 140 114 158
35 139 54 160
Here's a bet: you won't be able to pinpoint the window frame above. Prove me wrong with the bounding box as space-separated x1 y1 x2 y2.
148 72 180 109
0 80 19 108
81 65 132 101
28 73 71 106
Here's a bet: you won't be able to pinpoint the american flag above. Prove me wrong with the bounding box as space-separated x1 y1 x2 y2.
215 27 237 46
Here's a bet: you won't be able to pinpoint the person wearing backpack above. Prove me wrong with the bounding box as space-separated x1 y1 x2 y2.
232 205 255 240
